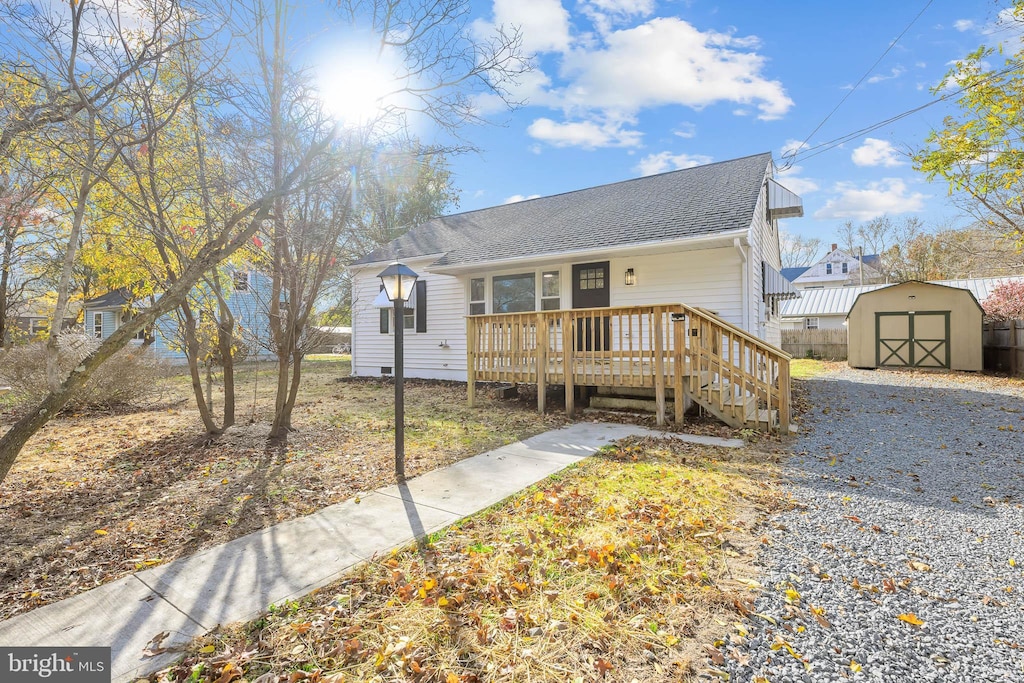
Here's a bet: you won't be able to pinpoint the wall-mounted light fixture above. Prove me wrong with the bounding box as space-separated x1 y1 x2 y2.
624 267 636 286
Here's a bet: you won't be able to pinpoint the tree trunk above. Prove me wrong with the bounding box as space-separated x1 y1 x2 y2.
0 221 14 348
180 302 221 434
215 286 236 429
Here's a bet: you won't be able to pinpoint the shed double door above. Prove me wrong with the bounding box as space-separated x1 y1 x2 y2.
875 311 951 368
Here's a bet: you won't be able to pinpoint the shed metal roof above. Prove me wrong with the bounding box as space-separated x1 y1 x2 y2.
353 152 776 267
780 276 1024 317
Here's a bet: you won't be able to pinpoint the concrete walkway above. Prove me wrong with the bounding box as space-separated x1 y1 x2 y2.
0 422 742 682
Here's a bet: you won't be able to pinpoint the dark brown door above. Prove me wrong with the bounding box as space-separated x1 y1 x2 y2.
572 261 610 351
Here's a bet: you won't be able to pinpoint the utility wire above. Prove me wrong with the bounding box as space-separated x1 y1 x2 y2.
784 62 1019 166
780 0 934 171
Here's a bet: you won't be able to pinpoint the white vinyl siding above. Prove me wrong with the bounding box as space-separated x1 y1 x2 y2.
609 247 744 326
351 259 466 380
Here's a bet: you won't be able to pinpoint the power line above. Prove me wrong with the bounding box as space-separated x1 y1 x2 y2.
780 0 934 171
784 62 1019 166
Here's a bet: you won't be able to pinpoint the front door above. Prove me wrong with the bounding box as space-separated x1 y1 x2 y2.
876 311 950 368
572 261 610 351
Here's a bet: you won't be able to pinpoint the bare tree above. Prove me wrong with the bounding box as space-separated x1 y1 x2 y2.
0 0 336 483
779 230 823 268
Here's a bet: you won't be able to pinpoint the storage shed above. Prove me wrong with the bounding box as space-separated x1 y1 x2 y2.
847 281 983 371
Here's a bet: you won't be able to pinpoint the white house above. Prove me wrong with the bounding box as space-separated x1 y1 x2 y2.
349 152 802 382
785 243 886 290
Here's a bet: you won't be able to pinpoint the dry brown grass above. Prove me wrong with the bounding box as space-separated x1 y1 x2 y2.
0 358 568 621
153 437 787 683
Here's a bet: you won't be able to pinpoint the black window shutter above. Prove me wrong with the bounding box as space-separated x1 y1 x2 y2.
379 284 389 334
415 280 427 333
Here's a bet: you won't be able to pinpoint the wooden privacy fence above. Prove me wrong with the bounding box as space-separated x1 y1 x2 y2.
782 328 848 360
465 303 791 432
983 319 1024 376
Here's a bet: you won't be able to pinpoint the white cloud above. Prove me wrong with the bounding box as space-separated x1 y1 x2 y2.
526 117 643 148
634 152 713 176
581 0 656 35
866 66 905 84
775 165 819 195
558 18 792 121
851 138 905 167
813 179 927 221
475 0 572 55
953 19 976 32
779 138 808 158
504 193 542 204
673 122 697 139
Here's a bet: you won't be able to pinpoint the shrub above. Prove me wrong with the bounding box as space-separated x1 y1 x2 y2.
982 280 1024 321
0 331 169 412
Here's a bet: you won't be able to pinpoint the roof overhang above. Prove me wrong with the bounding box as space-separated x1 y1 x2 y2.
425 229 751 276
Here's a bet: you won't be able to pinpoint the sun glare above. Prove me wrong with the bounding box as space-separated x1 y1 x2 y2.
315 47 405 126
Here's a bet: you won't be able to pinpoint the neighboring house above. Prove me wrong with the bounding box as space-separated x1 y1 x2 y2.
4 300 78 345
788 243 886 289
81 269 275 363
349 152 802 382
780 276 1024 331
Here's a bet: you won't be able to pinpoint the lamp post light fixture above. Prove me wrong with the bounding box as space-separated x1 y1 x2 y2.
378 261 419 481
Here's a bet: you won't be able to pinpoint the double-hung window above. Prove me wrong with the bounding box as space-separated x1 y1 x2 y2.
805 317 819 330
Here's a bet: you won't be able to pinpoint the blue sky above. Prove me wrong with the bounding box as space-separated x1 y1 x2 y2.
303 1 1018 246
449 1 1019 242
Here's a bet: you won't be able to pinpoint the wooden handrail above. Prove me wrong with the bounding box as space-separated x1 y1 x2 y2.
683 303 792 360
466 303 791 432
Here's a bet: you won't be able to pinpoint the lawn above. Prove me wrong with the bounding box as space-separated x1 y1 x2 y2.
154 436 786 683
0 357 570 621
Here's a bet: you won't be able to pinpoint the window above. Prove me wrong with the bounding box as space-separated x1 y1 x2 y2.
577 267 604 291
379 280 427 333
841 262 849 274
93 312 103 339
233 271 250 292
469 278 485 315
121 311 147 340
30 319 49 336
825 263 833 275
541 271 560 311
492 273 535 313
805 317 819 330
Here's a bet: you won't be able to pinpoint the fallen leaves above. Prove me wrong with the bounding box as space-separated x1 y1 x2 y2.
897 612 925 627
155 436 775 683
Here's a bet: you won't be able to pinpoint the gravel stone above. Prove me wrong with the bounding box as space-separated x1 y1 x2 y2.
715 367 1024 682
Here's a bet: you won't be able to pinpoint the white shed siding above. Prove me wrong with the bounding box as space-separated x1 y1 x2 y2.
351 259 467 380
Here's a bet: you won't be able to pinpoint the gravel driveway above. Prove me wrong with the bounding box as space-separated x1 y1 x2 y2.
717 367 1024 682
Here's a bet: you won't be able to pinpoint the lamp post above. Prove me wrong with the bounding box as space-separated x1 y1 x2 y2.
378 261 419 481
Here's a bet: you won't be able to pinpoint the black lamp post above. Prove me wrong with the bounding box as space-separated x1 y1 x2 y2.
377 261 418 481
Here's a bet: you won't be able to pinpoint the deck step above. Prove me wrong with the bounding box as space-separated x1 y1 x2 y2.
589 395 680 413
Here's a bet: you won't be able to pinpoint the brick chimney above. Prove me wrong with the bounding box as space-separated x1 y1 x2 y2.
831 243 838 252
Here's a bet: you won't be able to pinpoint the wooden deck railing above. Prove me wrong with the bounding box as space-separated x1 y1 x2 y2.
466 304 791 432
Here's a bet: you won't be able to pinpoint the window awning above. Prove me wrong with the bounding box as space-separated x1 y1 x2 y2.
763 262 801 302
767 178 804 220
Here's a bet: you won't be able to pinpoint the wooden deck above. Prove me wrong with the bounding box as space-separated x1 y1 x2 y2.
466 304 791 432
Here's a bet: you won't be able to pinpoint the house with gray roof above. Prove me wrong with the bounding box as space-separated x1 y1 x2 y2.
349 152 802 381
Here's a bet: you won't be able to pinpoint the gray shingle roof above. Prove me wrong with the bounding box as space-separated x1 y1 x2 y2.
354 152 773 267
